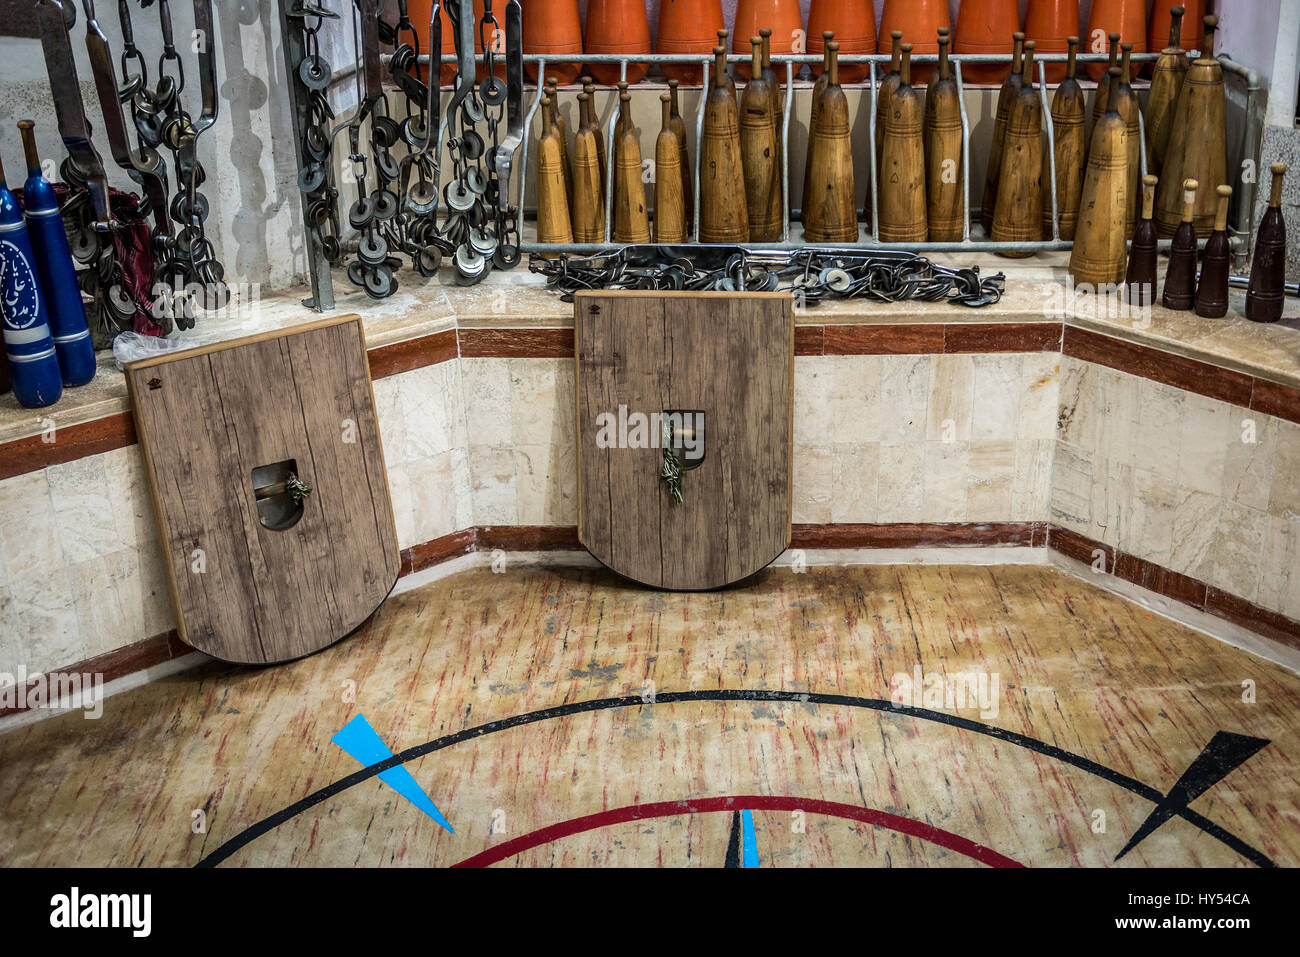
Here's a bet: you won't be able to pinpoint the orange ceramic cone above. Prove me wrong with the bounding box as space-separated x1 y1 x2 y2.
524 0 583 85
954 0 1021 84
1085 0 1145 81
878 0 948 86
1024 0 1079 84
585 0 651 85
809 0 875 84
1150 0 1204 63
732 0 803 80
658 0 725 85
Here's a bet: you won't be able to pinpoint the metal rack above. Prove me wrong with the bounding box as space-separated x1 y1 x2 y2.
505 49 1261 258
287 43 1264 309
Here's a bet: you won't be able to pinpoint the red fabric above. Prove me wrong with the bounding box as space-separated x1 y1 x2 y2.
17 182 164 337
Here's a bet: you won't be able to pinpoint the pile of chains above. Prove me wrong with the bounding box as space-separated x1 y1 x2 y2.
530 247 1007 308
289 0 522 295
119 0 227 326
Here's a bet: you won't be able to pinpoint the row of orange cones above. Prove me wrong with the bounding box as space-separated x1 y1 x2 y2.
445 0 1203 87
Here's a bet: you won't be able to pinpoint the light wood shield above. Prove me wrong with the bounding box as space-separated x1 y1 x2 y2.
126 315 400 664
575 292 793 590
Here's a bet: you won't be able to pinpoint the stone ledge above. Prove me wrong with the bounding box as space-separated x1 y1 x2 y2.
1 256 1296 450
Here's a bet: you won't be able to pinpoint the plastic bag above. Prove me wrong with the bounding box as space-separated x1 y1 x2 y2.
112 331 204 370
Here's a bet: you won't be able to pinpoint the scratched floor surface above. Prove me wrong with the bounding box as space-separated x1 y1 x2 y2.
1 563 1298 867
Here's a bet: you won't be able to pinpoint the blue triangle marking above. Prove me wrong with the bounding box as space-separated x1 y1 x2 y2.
331 714 455 834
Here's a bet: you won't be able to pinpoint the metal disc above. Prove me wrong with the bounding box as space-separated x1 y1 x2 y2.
298 55 331 91
445 180 475 212
479 76 507 106
493 243 521 270
358 232 389 265
373 189 399 221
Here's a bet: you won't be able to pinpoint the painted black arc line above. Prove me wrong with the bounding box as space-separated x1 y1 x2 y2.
194 689 1275 868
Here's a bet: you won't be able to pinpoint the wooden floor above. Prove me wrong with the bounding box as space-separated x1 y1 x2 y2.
2 563 1298 868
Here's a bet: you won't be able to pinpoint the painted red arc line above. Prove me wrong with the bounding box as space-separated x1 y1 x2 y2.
451 796 1025 868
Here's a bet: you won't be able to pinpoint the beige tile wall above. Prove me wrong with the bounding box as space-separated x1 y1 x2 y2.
792 353 1061 524
1051 356 1300 622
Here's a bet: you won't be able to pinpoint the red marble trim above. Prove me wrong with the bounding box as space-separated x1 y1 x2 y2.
458 327 574 358
944 322 1063 354
399 528 476 575
367 329 459 379
0 629 189 718
1249 378 1300 428
791 521 1043 548
0 412 136 482
794 325 825 356
821 323 946 355
1062 326 1256 407
1047 525 1300 651
477 525 583 551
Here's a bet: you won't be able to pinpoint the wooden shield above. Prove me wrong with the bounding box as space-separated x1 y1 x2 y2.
127 315 400 664
575 291 793 589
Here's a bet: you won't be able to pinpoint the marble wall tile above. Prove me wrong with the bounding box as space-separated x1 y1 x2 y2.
511 359 574 450
1269 418 1300 520
1258 516 1300 620
372 374 410 465
1177 393 1232 498
1093 367 1141 466
398 365 453 462
406 453 459 545
878 355 930 443
514 444 579 526
135 544 175 642
923 440 970 522
1222 410 1276 512
449 447 475 532
968 440 1016 521
877 442 925 521
927 355 974 442
1018 353 1062 441
830 356 882 444
1012 439 1055 520
1207 502 1269 603
468 445 519 526
9 567 80 676
462 357 513 447
793 444 832 524
0 469 61 588
441 361 471 454
1133 380 1187 483
46 457 121 565
102 447 155 551
70 549 148 658
1168 489 1222 583
1124 468 1180 566
0 588 19 681
385 462 418 548
831 443 880 523
1050 441 1093 533
794 357 836 445
970 356 1022 441
1095 460 1135 548
1056 358 1099 451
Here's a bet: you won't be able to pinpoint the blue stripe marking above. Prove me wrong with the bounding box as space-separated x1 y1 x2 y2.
331 714 454 834
741 809 758 868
